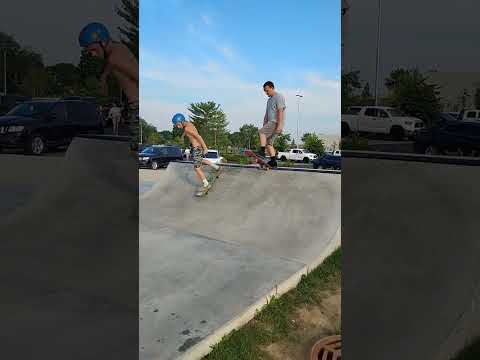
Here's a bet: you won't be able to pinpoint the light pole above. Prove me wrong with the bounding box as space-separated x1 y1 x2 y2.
374 0 382 106
296 94 303 148
3 50 6 96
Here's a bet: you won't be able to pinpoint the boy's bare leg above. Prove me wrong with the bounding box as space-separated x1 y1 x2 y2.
194 166 207 183
202 159 220 169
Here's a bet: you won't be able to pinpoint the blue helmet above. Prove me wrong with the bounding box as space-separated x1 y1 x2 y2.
79 22 110 47
172 113 186 125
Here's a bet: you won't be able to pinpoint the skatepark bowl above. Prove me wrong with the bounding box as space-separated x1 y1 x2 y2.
140 162 341 360
342 151 480 360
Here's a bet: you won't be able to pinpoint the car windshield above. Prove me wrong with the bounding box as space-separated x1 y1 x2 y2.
7 102 53 117
205 152 218 159
140 147 157 155
386 108 406 117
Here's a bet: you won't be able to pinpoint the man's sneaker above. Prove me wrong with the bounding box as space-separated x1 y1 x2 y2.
267 158 278 168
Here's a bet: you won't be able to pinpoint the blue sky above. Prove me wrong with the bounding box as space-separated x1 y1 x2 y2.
140 0 341 137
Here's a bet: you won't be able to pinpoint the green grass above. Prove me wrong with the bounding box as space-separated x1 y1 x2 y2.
451 338 480 360
340 135 369 150
204 248 341 360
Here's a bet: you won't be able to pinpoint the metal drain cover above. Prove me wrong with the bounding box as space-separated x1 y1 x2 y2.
308 335 341 360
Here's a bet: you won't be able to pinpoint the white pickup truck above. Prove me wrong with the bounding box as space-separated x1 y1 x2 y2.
459 109 480 122
341 106 425 140
277 149 318 163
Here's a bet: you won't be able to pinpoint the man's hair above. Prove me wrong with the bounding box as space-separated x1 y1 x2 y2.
263 81 275 89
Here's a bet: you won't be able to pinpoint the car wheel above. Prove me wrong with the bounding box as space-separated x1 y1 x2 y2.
151 161 159 170
425 145 439 155
26 135 46 155
303 157 310 163
313 164 319 169
280 155 287 161
390 126 405 141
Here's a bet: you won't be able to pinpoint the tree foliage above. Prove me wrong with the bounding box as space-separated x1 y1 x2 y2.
302 133 325 155
341 70 362 112
385 68 442 125
116 0 139 59
188 101 229 148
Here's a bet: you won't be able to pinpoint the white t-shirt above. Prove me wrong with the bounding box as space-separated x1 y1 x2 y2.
109 107 122 120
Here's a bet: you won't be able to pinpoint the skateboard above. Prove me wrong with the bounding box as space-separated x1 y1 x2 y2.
194 166 222 197
244 150 272 170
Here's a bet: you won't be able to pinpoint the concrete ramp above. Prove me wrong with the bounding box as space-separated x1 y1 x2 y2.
140 162 341 359
342 155 480 360
2 137 139 360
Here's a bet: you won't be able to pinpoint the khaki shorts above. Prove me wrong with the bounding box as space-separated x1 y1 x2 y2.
259 121 279 146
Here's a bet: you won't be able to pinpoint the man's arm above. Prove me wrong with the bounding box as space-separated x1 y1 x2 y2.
275 108 284 133
264 111 268 126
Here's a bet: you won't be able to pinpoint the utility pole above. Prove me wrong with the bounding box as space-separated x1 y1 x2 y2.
374 0 382 106
296 94 303 147
3 49 6 96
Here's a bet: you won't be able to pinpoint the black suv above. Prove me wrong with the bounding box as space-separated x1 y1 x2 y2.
413 121 480 156
138 145 183 170
0 98 104 155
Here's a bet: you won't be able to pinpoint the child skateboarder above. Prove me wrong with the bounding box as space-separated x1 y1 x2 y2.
78 22 139 150
172 113 220 194
258 81 286 168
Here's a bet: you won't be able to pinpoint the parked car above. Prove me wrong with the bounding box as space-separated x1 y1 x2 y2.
313 153 341 170
413 121 480 156
138 145 183 169
204 149 225 165
459 109 480 122
341 106 425 140
277 148 318 163
0 98 103 155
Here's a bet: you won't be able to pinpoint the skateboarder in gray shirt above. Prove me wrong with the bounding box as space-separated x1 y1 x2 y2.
258 81 286 168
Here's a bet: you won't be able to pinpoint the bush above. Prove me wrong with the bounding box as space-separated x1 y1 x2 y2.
222 153 250 164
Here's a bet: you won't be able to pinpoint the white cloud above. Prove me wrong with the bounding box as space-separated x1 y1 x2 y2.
219 46 234 60
140 54 340 136
201 14 212 26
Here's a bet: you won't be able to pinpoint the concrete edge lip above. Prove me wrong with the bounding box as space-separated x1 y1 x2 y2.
175 227 341 360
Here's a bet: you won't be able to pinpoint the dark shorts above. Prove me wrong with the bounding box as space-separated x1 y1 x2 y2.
192 147 204 168
259 121 279 145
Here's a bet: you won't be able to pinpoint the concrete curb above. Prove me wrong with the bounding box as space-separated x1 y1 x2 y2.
176 227 342 360
176 160 341 174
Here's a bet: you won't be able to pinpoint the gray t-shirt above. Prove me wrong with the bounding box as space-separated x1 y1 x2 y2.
266 92 286 123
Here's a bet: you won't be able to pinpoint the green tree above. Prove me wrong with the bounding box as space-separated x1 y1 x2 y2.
140 119 158 145
385 68 442 125
273 133 291 152
21 66 49 97
46 63 80 96
459 88 470 110
341 70 362 112
361 83 373 105
188 101 229 149
475 88 480 109
238 124 259 150
302 133 325 155
116 0 139 59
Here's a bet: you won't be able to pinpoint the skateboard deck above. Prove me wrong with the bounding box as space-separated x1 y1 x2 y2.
194 166 222 197
244 150 272 170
